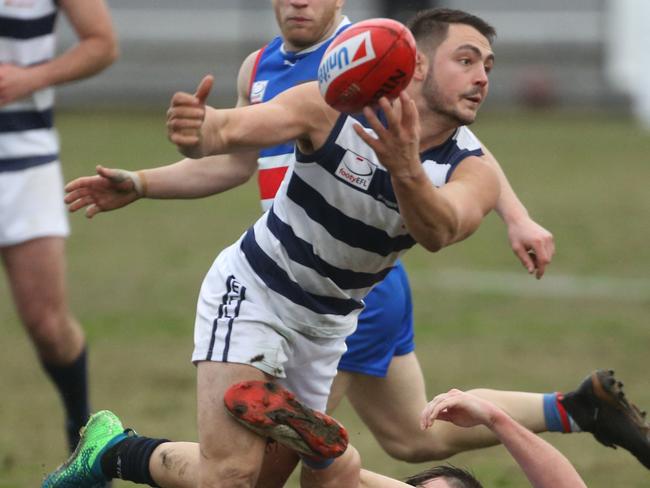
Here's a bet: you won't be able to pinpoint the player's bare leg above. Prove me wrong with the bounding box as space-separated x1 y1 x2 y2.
196 362 273 487
2 236 89 449
338 352 544 461
149 441 198 488
223 380 360 488
2 237 84 364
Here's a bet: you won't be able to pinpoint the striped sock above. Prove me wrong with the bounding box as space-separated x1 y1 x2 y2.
543 392 581 433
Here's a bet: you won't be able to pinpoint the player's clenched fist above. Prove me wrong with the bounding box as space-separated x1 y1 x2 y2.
167 75 214 158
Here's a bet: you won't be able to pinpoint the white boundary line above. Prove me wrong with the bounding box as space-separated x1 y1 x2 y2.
409 268 650 302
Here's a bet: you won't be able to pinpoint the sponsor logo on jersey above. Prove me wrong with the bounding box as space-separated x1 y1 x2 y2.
318 30 376 92
335 150 376 190
250 80 268 104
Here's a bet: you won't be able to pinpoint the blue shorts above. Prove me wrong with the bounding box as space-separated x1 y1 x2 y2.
337 261 414 377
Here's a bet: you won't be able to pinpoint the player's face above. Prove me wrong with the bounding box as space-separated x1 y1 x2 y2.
272 0 344 51
422 24 494 126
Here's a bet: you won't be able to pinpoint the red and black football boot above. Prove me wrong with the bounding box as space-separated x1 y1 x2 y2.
224 380 348 460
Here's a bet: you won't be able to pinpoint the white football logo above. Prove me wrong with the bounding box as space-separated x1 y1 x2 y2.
318 30 377 96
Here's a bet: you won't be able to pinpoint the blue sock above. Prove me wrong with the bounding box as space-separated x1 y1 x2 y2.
543 392 576 433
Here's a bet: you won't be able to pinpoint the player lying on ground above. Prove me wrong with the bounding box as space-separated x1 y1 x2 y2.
42 384 591 488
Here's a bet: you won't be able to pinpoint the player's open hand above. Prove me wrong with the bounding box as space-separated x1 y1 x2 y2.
420 389 499 431
64 165 144 218
167 75 214 158
353 91 421 178
507 217 555 279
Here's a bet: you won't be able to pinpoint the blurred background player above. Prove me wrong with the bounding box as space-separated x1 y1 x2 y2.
60 1 649 472
0 0 117 451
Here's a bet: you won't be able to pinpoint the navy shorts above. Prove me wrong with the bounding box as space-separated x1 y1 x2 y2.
337 261 414 377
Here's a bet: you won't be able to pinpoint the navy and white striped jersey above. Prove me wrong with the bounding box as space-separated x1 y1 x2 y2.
232 114 484 338
249 17 351 211
0 0 59 173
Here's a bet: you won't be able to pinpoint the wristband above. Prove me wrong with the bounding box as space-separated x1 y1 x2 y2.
136 170 148 197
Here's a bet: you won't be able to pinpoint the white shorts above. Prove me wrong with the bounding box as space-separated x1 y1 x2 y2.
0 161 69 247
192 244 348 411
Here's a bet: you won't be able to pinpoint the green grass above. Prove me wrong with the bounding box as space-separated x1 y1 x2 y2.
1 109 649 487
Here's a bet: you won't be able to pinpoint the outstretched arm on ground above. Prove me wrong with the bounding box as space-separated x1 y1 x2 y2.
481 145 555 278
64 51 262 218
421 390 587 488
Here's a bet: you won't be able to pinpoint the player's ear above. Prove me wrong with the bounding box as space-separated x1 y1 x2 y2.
412 51 428 82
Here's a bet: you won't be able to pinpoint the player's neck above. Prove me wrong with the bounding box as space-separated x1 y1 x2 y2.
418 112 460 151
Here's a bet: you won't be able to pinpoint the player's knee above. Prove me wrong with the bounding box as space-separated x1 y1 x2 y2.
24 308 77 357
381 436 452 463
339 445 362 479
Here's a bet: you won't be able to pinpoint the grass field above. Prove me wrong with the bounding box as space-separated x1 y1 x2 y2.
1 108 649 487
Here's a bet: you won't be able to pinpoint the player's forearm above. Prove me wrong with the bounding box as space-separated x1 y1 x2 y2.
29 36 117 91
493 165 530 225
140 153 257 199
489 410 587 488
390 170 459 252
481 146 529 226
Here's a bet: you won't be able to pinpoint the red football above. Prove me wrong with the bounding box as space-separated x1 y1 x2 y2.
318 18 417 113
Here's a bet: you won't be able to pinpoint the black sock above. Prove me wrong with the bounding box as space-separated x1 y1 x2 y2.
101 435 169 487
42 347 90 449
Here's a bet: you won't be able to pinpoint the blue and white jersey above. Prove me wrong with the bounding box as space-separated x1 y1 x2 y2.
0 0 59 173
233 115 484 338
250 17 351 211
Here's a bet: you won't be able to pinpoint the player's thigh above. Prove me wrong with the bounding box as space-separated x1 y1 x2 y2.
346 352 428 439
327 370 354 413
196 361 269 485
2 236 68 325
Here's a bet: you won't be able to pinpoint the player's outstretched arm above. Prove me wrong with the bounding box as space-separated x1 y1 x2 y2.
167 78 336 160
481 145 555 279
421 390 587 488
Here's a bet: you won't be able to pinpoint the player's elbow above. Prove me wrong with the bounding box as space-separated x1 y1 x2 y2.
90 33 119 71
419 218 459 252
100 35 120 67
106 39 120 66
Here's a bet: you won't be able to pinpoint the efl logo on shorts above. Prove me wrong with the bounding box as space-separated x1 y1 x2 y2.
318 31 376 92
250 80 268 104
335 150 376 190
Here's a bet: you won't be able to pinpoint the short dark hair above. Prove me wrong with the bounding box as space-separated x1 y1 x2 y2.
407 8 496 50
404 464 483 488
